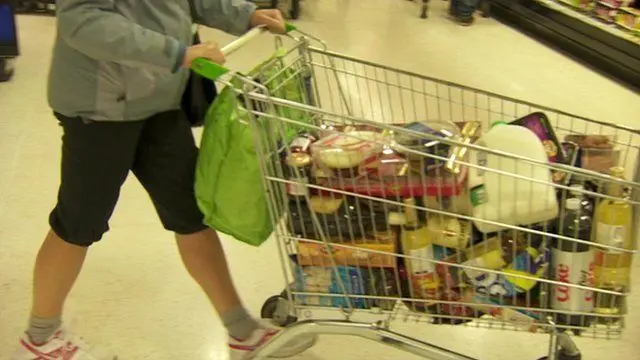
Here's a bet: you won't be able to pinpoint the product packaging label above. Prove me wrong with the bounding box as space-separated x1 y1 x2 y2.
596 223 626 253
286 176 309 196
410 246 436 274
291 137 313 151
470 185 488 207
550 249 595 312
472 272 518 297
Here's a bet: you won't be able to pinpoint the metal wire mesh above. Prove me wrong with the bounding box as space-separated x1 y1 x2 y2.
226 36 640 340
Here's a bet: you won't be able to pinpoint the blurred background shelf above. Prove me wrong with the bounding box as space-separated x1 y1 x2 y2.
13 0 55 15
488 0 640 92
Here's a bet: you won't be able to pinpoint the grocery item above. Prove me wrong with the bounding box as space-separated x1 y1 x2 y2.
592 167 633 290
427 214 472 250
467 122 558 233
316 163 466 199
461 232 527 281
472 272 519 297
284 152 313 198
568 184 595 216
393 121 459 172
557 0 596 10
312 129 386 177
330 266 370 309
435 289 476 321
369 268 400 310
598 0 624 7
461 289 541 331
424 189 472 216
294 265 370 309
435 252 467 289
552 142 580 185
294 266 333 306
287 196 387 240
594 286 625 323
296 234 397 268
510 112 566 164
616 7 640 30
503 246 551 293
595 1 619 22
401 198 440 300
289 131 317 155
550 198 595 327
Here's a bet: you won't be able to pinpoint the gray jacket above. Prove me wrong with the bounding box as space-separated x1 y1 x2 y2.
48 0 257 121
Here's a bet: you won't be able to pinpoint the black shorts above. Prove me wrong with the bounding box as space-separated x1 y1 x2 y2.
50 110 208 246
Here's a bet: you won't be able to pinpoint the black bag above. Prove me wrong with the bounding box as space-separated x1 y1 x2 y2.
181 31 217 127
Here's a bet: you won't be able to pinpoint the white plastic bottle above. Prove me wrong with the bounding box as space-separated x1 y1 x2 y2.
467 122 558 233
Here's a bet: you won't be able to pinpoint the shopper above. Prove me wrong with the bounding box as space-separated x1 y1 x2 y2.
11 1 316 359
449 0 480 26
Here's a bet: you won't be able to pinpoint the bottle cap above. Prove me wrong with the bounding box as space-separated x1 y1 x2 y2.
491 121 508 128
286 152 312 167
610 167 625 178
569 184 584 195
388 212 406 225
565 198 581 210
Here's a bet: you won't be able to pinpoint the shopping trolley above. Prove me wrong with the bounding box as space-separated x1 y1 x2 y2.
193 25 640 360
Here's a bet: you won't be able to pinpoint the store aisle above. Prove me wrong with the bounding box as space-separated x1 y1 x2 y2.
0 0 639 359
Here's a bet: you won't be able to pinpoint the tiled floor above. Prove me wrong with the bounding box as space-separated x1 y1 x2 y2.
1 0 640 359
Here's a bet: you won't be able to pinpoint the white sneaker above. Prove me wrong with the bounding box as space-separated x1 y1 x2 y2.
229 325 317 359
12 328 116 360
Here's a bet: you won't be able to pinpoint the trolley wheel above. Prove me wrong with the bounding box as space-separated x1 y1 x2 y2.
537 352 582 360
261 295 298 327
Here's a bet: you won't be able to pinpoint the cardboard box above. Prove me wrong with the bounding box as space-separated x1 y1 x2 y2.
297 238 397 268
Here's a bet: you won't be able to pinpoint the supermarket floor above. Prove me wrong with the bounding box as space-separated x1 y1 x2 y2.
1 0 640 359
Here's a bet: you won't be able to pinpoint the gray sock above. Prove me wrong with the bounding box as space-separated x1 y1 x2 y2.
222 307 260 341
27 315 62 345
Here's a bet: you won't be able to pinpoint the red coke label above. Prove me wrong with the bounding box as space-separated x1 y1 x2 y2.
550 249 595 312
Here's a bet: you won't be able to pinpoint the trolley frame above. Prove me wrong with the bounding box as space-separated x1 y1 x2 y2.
208 29 640 360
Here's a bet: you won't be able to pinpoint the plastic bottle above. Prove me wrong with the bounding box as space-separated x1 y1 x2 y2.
592 167 633 316
467 122 559 233
550 198 595 327
401 198 439 301
569 184 594 216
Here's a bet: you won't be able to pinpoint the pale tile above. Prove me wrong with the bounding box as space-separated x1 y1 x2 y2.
1 1 639 359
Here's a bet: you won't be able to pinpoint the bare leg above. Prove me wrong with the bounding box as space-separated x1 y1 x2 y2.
176 228 242 315
32 229 87 318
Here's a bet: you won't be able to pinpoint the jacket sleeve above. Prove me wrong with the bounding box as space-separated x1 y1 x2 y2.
189 0 257 36
56 0 186 72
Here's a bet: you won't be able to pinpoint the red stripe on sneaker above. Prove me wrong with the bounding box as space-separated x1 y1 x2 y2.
20 339 79 360
229 330 279 352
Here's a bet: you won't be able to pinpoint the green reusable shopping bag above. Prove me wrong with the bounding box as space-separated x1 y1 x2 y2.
195 52 313 246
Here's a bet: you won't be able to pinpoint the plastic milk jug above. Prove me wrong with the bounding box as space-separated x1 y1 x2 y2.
467 122 558 233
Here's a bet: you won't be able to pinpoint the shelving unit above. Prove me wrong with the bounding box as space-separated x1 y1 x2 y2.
488 0 640 92
0 0 18 82
14 0 55 15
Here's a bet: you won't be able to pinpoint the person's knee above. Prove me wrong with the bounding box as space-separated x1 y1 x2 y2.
49 208 104 247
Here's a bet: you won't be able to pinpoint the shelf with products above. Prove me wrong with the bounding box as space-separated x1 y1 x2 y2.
13 0 55 15
549 0 640 44
0 0 18 82
487 0 640 92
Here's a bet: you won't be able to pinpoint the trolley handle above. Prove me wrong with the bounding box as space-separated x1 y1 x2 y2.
192 23 297 81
